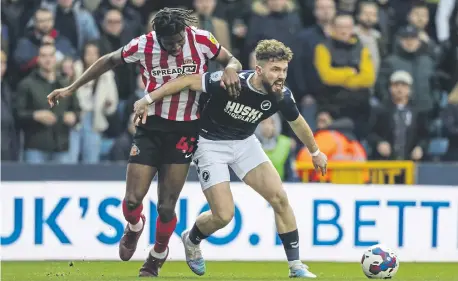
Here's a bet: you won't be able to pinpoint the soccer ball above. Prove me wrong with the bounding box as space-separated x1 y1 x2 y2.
361 244 399 279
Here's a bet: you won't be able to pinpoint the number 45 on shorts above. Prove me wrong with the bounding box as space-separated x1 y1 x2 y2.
175 136 196 153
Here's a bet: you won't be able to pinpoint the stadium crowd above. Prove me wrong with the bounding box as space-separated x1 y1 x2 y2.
1 0 458 181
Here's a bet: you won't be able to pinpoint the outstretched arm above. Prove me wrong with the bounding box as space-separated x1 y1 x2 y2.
276 90 327 175
47 49 124 107
69 49 124 92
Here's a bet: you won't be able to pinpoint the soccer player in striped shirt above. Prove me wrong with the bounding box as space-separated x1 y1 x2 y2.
47 8 242 277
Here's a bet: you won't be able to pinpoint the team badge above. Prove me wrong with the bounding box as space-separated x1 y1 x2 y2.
261 100 272 111
130 144 140 156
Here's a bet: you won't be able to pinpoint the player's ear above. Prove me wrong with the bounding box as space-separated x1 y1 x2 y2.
255 65 263 76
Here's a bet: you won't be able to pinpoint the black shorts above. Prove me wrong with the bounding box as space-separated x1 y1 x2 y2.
128 126 199 167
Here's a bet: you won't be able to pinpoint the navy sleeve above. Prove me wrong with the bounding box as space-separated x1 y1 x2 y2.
277 90 300 121
202 71 227 95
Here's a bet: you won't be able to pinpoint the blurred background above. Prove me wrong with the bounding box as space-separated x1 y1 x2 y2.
1 0 458 185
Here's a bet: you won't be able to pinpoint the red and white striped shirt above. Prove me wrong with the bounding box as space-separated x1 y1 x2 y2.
121 26 221 122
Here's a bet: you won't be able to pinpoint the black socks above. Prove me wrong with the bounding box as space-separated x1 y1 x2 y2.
279 229 300 261
188 223 208 245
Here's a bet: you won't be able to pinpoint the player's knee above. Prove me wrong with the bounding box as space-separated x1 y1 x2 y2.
157 204 176 222
268 189 290 214
213 208 234 228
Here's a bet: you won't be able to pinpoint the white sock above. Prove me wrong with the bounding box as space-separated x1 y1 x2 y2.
128 219 143 232
150 246 168 259
288 260 303 268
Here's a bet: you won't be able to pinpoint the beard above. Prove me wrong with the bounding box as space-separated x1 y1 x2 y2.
262 79 284 97
359 20 376 29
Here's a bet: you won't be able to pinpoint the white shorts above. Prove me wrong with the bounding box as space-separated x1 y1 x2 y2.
193 134 270 190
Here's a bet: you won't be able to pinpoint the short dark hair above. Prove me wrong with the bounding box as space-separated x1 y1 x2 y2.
255 39 293 63
83 40 100 50
410 2 428 13
333 12 354 24
40 42 55 49
35 7 52 17
38 42 56 54
358 1 378 15
151 8 198 37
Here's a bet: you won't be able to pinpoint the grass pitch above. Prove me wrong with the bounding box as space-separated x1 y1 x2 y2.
1 261 458 281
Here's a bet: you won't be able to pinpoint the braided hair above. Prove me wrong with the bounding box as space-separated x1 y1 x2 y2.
152 8 198 37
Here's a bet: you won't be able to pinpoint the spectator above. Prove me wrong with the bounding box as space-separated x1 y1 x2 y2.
129 0 149 26
13 8 76 78
441 83 458 162
69 41 119 163
255 114 292 180
41 0 100 53
99 9 136 103
402 2 439 59
212 0 253 66
290 0 336 103
245 0 302 69
2 0 43 40
377 25 435 113
94 0 143 37
81 0 103 12
436 0 458 91
389 0 417 33
375 0 393 44
296 111 367 183
336 0 359 14
314 14 375 139
294 0 316 27
16 43 80 164
354 1 386 77
408 3 433 43
1 49 19 161
60 56 76 83
193 0 232 73
368 70 429 161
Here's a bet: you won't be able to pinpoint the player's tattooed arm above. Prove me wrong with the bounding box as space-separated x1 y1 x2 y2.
289 115 328 175
47 49 123 107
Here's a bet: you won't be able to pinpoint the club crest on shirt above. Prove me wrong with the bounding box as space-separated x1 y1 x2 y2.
261 100 272 111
